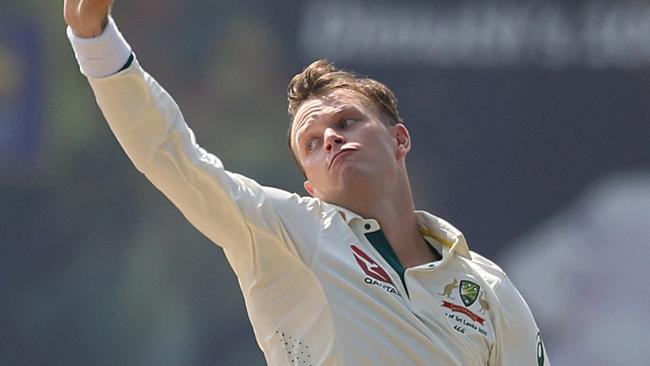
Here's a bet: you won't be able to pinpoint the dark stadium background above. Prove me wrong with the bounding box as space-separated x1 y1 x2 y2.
1 0 648 364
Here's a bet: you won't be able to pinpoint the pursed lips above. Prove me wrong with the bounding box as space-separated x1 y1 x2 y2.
328 148 357 169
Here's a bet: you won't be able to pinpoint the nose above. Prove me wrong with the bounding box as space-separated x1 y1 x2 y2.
324 128 344 152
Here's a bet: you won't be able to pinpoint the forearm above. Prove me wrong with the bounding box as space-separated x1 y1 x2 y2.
68 16 176 172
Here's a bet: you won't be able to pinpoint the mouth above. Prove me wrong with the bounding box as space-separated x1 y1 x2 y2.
328 148 357 170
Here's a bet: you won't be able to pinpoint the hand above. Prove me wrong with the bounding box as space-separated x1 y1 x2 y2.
64 0 114 38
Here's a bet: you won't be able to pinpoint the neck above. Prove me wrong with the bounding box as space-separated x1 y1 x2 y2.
341 170 441 267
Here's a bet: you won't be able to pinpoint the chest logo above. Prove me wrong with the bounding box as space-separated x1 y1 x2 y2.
459 280 480 307
351 245 400 296
350 245 394 285
439 279 490 329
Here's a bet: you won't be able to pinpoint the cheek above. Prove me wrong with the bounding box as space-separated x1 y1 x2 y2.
365 130 394 151
302 158 324 180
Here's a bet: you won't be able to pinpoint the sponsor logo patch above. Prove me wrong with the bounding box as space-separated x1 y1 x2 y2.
351 245 399 296
351 245 393 285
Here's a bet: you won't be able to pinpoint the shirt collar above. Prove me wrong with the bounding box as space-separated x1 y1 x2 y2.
326 203 472 259
414 210 472 259
327 203 381 233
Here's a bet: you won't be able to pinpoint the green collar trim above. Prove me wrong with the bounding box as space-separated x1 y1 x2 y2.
364 230 406 291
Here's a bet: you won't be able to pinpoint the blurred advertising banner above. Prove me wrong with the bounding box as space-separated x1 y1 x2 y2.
300 0 650 69
0 17 43 165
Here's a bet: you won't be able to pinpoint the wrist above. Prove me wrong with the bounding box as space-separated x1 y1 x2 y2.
69 16 109 38
67 16 133 78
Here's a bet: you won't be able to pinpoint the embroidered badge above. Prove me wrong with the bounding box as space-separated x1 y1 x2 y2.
439 280 491 337
459 280 480 307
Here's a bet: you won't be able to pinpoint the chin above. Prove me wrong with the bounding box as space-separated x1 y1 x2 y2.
339 163 377 183
340 168 379 194
321 164 381 200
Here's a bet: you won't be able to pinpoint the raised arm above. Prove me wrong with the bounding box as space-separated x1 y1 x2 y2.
62 1 321 265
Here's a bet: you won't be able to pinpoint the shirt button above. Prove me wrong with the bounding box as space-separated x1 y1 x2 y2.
364 223 371 230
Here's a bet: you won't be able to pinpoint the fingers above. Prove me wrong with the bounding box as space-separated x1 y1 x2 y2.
64 0 114 38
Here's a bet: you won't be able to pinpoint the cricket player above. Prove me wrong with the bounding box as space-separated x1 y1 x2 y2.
64 0 550 365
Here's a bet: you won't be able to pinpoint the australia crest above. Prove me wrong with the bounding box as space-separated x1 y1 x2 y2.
459 280 480 307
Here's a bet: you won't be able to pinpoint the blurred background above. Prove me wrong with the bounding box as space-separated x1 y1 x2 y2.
1 0 649 365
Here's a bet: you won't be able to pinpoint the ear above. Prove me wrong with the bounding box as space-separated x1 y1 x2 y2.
304 180 315 196
393 123 411 159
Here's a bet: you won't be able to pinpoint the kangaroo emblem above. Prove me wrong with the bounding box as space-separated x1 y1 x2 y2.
478 291 490 314
438 279 459 298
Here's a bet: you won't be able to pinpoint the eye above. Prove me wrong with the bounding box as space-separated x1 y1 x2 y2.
306 139 320 153
338 118 356 129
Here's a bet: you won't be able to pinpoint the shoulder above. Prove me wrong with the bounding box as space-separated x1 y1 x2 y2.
463 251 507 287
260 186 346 238
264 187 347 222
464 251 537 322
462 251 525 299
262 186 326 217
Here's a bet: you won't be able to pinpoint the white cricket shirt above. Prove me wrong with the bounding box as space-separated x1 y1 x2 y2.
68 18 549 366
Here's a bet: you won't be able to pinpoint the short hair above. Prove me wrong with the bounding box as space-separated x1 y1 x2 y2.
286 59 403 172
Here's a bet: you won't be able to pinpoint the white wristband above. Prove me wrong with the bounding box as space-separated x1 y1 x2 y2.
67 17 133 78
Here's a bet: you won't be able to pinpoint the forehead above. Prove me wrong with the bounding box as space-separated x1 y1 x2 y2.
291 89 375 143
